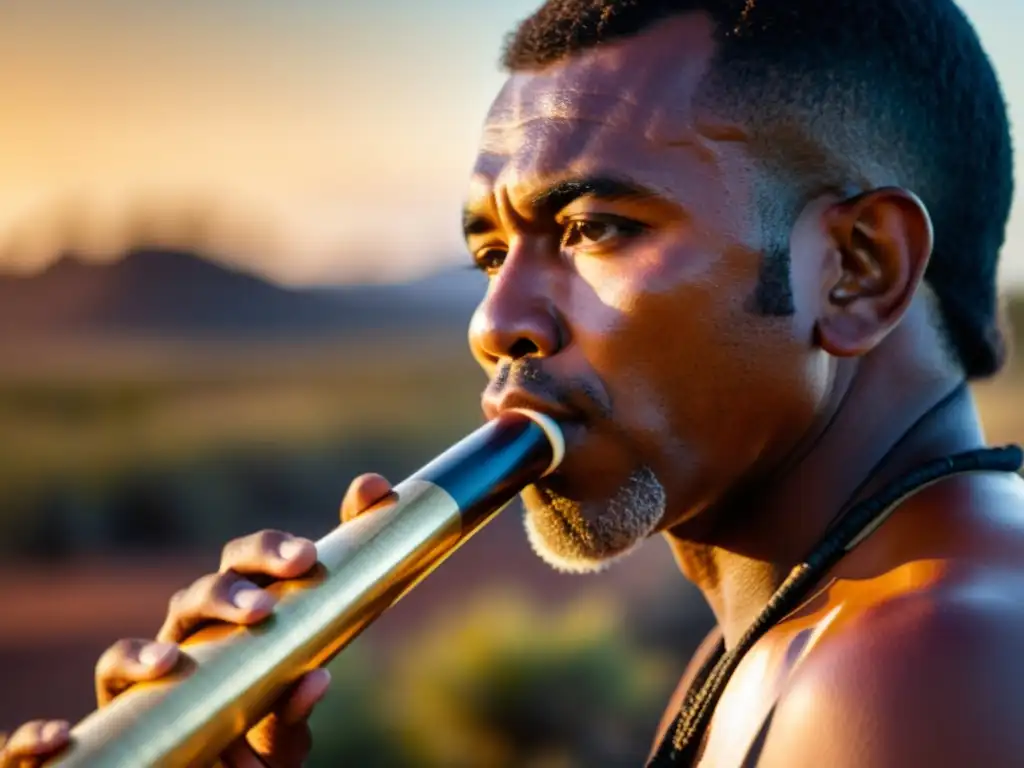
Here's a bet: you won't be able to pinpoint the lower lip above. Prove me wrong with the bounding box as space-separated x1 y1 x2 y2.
545 419 586 468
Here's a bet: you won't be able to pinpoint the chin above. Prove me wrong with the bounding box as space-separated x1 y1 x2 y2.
519 466 667 575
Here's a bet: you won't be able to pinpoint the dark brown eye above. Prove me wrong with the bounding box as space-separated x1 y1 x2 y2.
473 248 506 275
561 217 644 250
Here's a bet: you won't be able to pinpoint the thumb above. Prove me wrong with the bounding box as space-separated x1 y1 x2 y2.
339 473 394 523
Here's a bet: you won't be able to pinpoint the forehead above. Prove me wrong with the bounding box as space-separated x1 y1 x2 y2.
485 14 718 142
469 15 743 207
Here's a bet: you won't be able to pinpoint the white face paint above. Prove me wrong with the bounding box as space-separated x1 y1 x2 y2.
521 465 667 573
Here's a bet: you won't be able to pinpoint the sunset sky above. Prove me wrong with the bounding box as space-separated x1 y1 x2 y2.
0 0 1021 286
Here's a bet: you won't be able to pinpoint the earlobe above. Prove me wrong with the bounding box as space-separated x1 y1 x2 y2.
816 188 933 358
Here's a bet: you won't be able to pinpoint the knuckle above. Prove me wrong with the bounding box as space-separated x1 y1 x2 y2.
168 573 229 621
107 637 137 662
218 534 248 569
15 719 44 737
167 588 187 613
95 638 134 677
221 529 285 569
255 528 285 553
192 572 231 604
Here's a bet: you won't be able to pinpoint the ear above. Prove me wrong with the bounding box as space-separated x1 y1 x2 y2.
816 187 934 358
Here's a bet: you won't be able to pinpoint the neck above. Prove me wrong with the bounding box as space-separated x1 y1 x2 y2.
664 345 986 649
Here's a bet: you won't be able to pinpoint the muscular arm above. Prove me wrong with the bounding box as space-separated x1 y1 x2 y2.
755 587 1024 768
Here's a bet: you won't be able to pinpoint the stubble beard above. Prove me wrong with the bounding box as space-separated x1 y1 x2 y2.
521 465 667 574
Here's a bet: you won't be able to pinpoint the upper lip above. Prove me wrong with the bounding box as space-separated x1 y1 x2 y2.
481 389 580 424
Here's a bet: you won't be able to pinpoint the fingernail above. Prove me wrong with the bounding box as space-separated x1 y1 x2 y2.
306 668 332 708
231 582 271 611
41 721 68 742
139 642 175 667
278 539 307 561
312 667 332 694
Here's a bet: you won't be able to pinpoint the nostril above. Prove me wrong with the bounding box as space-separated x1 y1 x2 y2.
509 338 540 359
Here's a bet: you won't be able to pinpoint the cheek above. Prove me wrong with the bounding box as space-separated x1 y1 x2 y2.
568 244 749 440
786 206 834 341
569 243 830 476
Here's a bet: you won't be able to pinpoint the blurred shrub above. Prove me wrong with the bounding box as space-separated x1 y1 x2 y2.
306 641 415 768
624 580 714 665
308 590 674 768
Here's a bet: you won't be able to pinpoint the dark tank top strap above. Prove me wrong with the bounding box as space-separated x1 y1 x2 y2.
647 443 1023 767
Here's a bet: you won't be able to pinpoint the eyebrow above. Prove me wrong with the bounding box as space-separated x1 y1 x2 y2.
461 175 661 242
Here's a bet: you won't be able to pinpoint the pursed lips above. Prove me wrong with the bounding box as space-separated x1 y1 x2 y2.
481 388 580 425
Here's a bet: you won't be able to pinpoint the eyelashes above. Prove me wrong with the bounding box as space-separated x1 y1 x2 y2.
469 215 648 275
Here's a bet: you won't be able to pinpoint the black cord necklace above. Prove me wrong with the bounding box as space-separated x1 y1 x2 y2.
647 405 1023 766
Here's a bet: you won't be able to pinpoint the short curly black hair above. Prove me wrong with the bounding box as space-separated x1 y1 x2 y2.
502 0 1014 379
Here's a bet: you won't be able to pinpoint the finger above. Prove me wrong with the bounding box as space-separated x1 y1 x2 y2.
219 739 268 768
95 638 179 705
0 720 69 763
340 473 394 523
218 530 317 580
278 669 332 725
245 713 312 768
241 672 326 764
157 573 275 644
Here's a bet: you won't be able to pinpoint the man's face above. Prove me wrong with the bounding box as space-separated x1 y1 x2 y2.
465 15 834 572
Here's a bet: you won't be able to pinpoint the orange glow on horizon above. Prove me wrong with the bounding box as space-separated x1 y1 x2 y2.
0 1 1019 287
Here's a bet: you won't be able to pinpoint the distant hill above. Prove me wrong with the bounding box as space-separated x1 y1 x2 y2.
0 249 486 341
0 247 1020 355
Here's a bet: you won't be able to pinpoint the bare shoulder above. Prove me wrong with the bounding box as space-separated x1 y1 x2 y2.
757 566 1024 768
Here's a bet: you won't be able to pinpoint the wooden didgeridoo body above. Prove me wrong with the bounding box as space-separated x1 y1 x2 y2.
46 408 564 768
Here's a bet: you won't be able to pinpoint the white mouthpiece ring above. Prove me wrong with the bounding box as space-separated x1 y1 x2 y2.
507 408 565 478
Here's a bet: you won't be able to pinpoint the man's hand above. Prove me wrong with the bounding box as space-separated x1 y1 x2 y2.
0 721 70 768
0 473 395 768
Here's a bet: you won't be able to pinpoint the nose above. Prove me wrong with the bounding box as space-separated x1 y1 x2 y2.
469 256 565 367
